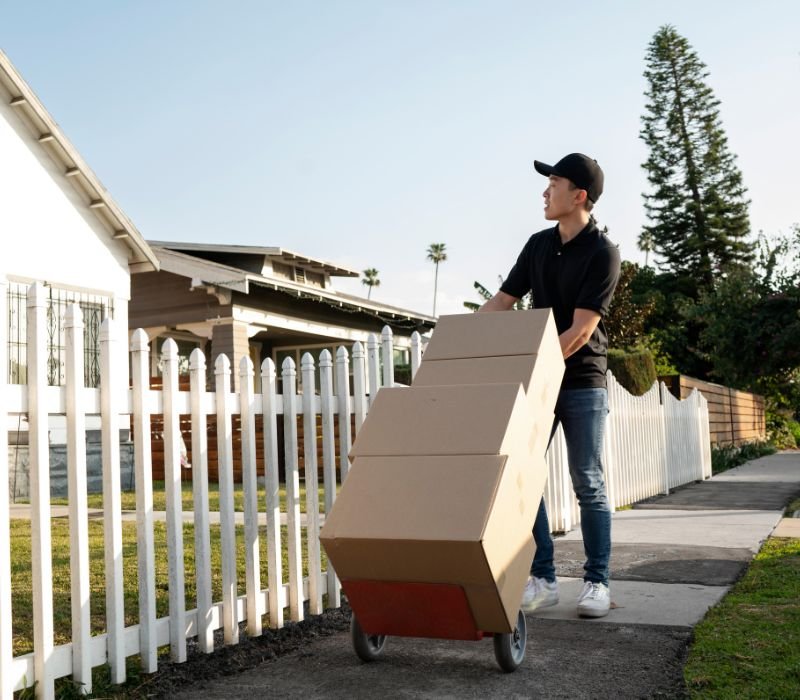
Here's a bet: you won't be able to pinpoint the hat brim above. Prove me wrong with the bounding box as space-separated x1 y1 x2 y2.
533 160 555 177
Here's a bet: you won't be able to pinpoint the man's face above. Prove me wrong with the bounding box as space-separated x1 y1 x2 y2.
542 175 583 221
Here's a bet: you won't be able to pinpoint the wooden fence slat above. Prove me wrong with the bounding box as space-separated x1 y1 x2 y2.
301 354 323 615
28 283 56 699
100 317 126 684
0 277 12 700
215 355 239 645
608 375 621 508
335 347 351 484
239 357 262 637
381 326 394 387
189 349 214 653
410 331 422 380
261 358 284 629
282 358 304 622
131 330 158 672
319 350 340 608
65 305 92 692
162 339 187 662
352 342 367 434
367 334 380 407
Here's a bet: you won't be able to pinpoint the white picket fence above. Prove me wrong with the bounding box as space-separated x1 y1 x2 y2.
0 284 711 698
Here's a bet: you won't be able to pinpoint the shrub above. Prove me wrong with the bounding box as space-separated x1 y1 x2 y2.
711 441 777 474
789 419 800 446
393 364 412 386
607 347 658 395
766 410 798 449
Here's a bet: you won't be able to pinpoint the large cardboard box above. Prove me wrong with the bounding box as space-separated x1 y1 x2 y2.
420 308 559 361
349 383 538 459
412 355 560 455
321 451 550 633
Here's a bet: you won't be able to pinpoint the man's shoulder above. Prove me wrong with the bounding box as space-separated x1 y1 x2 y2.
590 229 622 273
523 226 558 249
587 225 620 254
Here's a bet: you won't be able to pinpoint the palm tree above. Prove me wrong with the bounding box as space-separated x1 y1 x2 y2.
638 231 655 267
361 268 380 299
426 243 447 316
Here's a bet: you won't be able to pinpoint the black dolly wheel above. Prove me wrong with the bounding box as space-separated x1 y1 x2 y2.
493 608 527 672
350 614 388 662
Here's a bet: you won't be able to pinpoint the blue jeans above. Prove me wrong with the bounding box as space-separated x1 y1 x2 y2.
531 387 611 586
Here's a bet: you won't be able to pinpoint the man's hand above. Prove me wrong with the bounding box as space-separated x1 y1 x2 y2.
560 308 601 358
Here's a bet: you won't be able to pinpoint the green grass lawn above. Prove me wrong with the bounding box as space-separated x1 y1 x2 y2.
10 517 327 657
46 481 329 514
684 535 800 698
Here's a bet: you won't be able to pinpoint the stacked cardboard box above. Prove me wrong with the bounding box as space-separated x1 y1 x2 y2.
320 309 564 637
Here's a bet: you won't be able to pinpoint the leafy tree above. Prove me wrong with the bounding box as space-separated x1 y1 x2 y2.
361 268 380 299
604 261 656 348
463 280 493 312
463 278 531 312
640 25 753 293
426 243 447 316
633 266 713 378
687 226 800 408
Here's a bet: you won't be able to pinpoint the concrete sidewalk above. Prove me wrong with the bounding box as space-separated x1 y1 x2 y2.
533 451 800 629
167 451 800 699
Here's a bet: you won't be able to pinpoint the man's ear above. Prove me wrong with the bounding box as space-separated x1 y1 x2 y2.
574 188 589 206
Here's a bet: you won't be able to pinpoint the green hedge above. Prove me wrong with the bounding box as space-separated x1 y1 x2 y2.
607 347 657 396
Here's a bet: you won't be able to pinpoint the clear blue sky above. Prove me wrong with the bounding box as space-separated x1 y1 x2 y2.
2 1 798 316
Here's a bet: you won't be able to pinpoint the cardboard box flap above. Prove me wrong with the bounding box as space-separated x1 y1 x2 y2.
422 309 558 361
349 383 534 458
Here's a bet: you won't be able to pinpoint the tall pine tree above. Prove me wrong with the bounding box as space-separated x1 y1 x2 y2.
640 25 752 292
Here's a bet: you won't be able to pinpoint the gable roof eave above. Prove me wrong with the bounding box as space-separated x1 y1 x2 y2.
151 246 436 330
0 50 159 273
148 240 360 278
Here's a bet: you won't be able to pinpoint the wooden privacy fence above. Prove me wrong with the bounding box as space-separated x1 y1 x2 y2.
660 374 765 446
1 284 711 698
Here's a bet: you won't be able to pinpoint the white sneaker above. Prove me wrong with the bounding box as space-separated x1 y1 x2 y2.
577 581 610 618
521 575 559 611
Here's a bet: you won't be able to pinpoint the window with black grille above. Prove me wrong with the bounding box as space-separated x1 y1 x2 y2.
6 282 114 387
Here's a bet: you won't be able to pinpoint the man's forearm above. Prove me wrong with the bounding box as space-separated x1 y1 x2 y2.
559 308 602 359
559 326 593 359
479 291 518 312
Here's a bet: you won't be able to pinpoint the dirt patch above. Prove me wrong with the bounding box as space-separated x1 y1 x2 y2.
134 604 352 698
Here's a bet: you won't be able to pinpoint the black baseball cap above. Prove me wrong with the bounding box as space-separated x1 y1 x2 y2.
534 153 604 203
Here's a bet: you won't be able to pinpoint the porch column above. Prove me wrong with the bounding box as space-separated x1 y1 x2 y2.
211 319 250 391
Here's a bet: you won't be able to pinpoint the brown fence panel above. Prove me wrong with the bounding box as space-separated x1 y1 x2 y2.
659 375 765 447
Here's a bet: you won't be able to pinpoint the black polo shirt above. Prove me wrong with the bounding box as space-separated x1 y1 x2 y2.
500 222 621 390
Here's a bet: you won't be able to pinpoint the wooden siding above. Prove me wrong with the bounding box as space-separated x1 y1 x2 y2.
129 270 227 328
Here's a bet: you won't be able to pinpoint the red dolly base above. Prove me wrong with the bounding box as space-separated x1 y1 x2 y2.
342 580 527 673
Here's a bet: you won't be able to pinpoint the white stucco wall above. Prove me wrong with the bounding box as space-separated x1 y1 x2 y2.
1 81 137 443
0 84 131 303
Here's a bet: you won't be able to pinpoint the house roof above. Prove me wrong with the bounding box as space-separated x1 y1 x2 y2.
151 244 436 328
148 240 360 277
0 50 159 273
